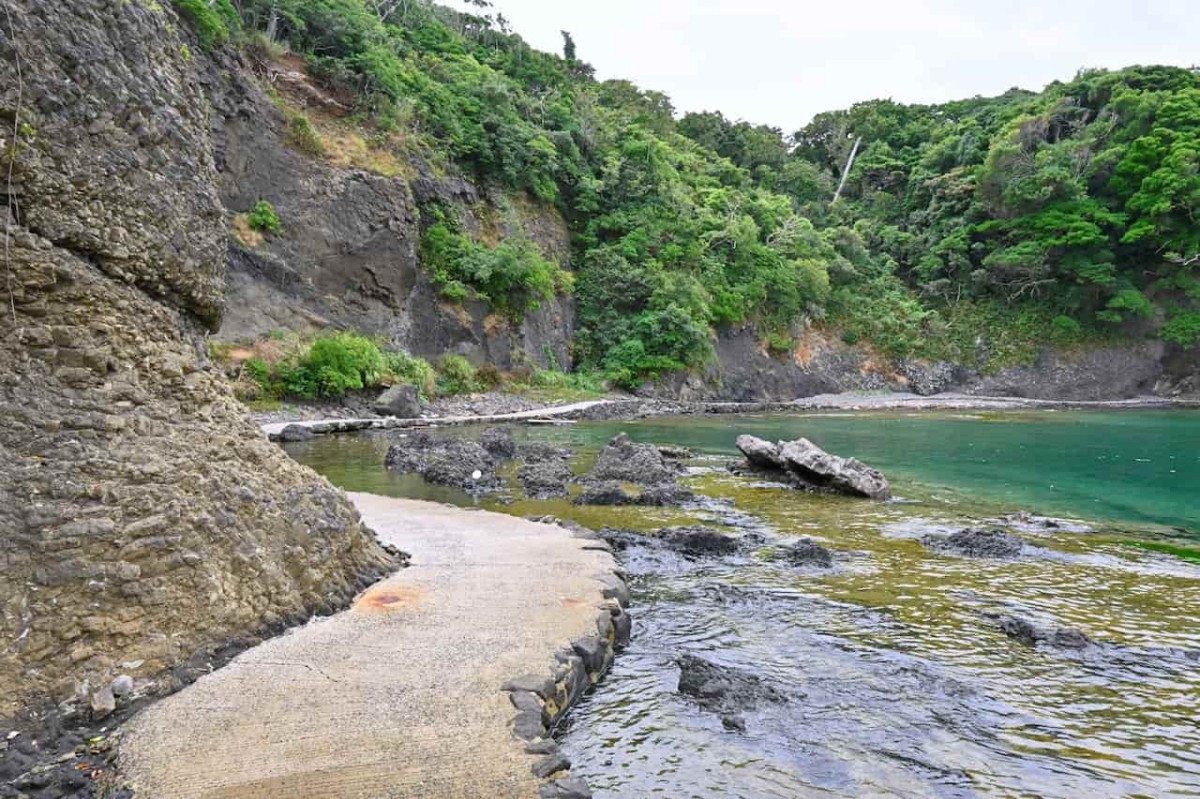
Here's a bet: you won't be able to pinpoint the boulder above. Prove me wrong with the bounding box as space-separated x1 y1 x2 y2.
923 528 1025 559
373 383 422 418
588 433 679 486
736 435 890 499
278 424 314 442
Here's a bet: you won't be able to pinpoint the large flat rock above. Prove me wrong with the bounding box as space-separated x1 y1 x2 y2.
118 494 617 798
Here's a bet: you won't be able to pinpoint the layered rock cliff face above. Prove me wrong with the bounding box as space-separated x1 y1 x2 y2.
645 326 1196 402
208 56 574 369
0 0 396 715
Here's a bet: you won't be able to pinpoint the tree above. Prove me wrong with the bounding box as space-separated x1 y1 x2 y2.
561 30 576 62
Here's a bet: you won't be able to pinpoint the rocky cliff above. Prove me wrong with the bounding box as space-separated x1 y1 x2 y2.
208 54 574 370
0 0 397 716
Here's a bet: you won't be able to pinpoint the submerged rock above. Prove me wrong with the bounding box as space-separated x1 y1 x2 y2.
373 383 422 417
735 435 890 499
781 537 834 568
480 426 517 459
385 435 499 490
923 528 1026 559
995 615 1093 650
676 654 787 731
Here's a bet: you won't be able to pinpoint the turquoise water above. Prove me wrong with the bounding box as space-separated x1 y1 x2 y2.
521 410 1200 531
285 409 1200 797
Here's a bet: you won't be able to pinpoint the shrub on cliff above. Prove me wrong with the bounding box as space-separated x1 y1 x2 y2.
173 0 239 49
246 200 282 234
304 332 387 395
437 354 482 395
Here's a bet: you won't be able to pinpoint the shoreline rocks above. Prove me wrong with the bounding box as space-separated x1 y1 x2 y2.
923 528 1026 559
384 432 500 491
735 435 890 499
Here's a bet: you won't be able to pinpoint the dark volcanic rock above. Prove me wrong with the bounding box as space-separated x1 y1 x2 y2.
373 384 422 418
924 528 1026 559
589 433 680 486
385 435 499 490
519 459 574 499
994 615 1093 650
781 538 834 568
480 426 517 459
574 481 693 507
278 424 315 442
735 435 890 499
519 442 574 463
658 526 742 558
676 654 786 731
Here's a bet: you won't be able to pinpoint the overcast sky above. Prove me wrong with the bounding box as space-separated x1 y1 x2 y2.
448 0 1197 133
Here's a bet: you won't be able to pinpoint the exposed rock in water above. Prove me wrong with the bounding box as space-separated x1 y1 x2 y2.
519 442 574 463
923 528 1026 559
675 654 787 731
385 435 499 490
373 383 422 418
588 433 681 486
278 423 315 442
781 538 835 568
575 433 691 506
0 0 397 718
480 426 518 459
601 526 742 559
735 435 890 499
519 459 574 499
658 526 742 558
994 615 1093 650
574 481 694 507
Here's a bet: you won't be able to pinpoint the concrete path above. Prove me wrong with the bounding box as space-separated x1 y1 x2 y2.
260 399 617 440
118 494 618 798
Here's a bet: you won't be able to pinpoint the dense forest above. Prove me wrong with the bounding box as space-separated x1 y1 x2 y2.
183 0 1199 387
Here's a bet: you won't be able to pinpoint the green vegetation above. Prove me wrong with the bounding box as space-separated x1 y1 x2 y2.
231 332 440 400
246 200 283 234
419 209 571 317
185 0 1199 387
1123 540 1200 564
435 354 483 395
172 0 239 48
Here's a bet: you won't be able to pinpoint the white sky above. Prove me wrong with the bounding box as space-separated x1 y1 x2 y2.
448 0 1198 133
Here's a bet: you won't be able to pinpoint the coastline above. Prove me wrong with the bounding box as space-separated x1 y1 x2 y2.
257 390 1197 441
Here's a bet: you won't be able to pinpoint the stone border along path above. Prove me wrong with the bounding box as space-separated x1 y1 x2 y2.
117 494 629 799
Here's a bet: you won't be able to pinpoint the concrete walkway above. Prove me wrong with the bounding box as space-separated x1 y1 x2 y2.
260 400 617 440
118 494 618 798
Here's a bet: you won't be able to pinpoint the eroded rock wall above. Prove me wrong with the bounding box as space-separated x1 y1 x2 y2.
0 0 395 714
209 60 574 369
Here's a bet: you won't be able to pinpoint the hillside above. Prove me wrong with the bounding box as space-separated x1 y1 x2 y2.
170 0 1198 399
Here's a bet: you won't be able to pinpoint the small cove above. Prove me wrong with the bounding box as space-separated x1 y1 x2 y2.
286 409 1200 797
